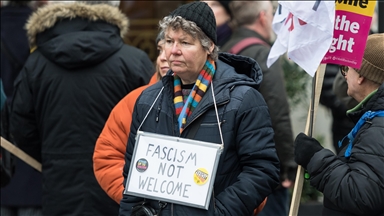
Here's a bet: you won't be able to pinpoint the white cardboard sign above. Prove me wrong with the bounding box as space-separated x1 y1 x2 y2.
124 131 222 210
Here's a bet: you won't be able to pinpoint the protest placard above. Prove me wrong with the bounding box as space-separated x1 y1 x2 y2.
124 131 222 210
322 0 377 68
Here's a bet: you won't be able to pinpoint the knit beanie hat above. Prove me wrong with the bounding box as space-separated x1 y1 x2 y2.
169 1 217 44
356 33 384 84
218 0 233 17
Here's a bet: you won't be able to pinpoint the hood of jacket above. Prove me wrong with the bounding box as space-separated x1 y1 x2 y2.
217 52 263 89
25 3 129 69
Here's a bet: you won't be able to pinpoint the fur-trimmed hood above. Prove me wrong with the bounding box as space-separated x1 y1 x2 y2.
26 2 129 48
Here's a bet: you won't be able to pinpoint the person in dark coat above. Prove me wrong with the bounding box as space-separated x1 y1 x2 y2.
294 33 384 216
9 1 154 216
0 1 43 216
0 0 33 105
221 2 296 215
119 2 280 215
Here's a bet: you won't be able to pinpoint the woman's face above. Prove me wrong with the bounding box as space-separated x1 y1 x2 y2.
165 28 210 84
156 40 169 77
203 1 230 27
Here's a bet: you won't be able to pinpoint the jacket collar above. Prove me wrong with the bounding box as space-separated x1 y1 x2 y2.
348 83 384 123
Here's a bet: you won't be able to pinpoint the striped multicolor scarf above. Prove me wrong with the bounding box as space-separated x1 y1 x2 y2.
174 59 216 133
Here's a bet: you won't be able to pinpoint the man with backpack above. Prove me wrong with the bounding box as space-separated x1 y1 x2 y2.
221 2 296 216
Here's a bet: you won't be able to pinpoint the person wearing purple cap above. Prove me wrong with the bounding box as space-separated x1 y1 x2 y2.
119 1 280 215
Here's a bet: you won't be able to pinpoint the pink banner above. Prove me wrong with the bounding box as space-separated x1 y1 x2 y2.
322 10 372 68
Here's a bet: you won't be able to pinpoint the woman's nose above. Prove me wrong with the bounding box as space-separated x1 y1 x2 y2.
171 43 180 55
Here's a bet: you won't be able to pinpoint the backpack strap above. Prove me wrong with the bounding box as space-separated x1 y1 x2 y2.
339 110 384 158
228 37 270 55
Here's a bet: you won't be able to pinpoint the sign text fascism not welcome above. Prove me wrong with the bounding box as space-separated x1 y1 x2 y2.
124 131 222 210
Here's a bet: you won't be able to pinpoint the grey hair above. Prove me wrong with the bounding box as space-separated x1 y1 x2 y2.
159 15 219 61
230 1 270 27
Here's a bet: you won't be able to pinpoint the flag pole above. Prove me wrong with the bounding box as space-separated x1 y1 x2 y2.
0 136 42 172
289 64 326 216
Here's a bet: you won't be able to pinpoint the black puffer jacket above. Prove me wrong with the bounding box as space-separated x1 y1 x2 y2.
10 3 154 216
120 53 280 215
308 83 384 216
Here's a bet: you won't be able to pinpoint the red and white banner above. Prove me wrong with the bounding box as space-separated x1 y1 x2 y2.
267 1 335 76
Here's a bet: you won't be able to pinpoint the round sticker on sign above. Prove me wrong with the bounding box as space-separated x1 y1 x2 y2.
136 158 148 172
194 168 209 185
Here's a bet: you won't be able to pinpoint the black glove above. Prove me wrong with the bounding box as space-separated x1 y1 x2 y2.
294 133 323 169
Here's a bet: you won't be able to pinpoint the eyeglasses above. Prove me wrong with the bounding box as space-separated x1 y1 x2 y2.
340 65 349 76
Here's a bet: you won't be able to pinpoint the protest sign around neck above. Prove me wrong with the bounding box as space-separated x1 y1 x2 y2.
124 131 222 210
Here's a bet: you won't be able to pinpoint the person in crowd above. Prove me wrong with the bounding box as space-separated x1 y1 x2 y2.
9 1 154 215
320 64 358 154
294 33 384 216
1 0 33 105
221 1 296 215
202 0 233 47
119 2 280 215
93 32 169 204
0 1 43 216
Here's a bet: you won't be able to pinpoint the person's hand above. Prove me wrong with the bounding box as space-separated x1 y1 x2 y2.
281 179 293 188
294 133 323 169
280 162 297 188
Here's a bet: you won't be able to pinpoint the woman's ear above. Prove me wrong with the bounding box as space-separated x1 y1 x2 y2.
209 43 214 54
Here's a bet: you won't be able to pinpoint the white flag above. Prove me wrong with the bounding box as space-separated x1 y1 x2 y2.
267 1 335 76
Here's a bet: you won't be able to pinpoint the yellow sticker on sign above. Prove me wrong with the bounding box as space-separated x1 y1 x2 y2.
194 168 209 185
335 0 376 17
